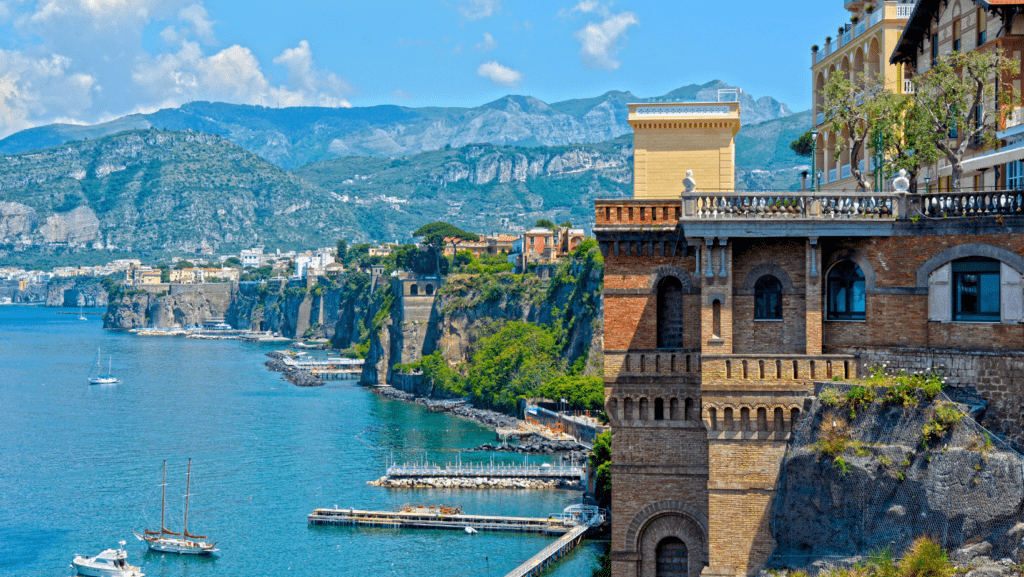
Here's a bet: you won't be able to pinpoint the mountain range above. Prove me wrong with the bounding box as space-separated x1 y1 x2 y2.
0 80 796 171
0 80 810 262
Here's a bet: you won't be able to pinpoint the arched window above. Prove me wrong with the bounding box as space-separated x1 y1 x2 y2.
754 275 783 320
657 276 685 349
656 537 688 577
425 284 435 296
827 261 866 320
952 257 1000 321
410 283 419 296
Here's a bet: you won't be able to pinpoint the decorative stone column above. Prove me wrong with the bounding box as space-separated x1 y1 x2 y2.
805 237 822 355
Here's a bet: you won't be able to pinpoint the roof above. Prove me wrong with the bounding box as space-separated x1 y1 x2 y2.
490 234 518 242
891 0 1023 64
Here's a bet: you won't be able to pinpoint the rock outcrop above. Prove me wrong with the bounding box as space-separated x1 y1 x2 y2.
46 277 110 307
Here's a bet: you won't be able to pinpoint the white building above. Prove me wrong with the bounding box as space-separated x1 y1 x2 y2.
241 246 264 268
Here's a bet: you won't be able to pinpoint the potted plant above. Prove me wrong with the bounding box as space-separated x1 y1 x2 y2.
812 45 820 52
851 15 859 24
825 36 832 44
865 4 875 14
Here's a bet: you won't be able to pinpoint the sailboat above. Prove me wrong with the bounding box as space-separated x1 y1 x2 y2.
87 348 118 385
133 459 218 555
78 305 87 321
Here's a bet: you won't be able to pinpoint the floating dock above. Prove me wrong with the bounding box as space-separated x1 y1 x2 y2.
308 506 576 535
386 461 584 480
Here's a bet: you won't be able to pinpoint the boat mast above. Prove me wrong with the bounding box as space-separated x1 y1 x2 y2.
183 458 191 540
160 460 167 535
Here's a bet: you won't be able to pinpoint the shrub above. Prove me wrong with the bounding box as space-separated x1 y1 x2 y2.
921 403 963 447
816 412 852 458
899 537 953 577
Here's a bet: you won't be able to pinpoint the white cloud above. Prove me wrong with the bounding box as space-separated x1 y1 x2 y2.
178 3 214 43
391 89 413 101
160 25 179 43
0 49 97 137
457 0 499 20
477 61 521 87
574 11 638 71
558 0 602 18
132 40 353 109
473 32 497 51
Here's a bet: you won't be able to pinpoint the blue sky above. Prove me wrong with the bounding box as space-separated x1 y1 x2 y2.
0 0 851 137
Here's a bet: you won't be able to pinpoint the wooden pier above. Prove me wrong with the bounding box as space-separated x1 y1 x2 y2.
386 461 584 480
307 507 576 535
504 524 590 577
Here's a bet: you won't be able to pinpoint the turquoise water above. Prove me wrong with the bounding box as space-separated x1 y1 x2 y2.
0 306 602 577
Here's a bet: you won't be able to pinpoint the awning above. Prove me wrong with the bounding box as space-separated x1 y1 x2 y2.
935 145 1024 177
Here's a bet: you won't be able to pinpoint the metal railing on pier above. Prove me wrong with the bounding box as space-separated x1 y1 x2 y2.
386 460 584 479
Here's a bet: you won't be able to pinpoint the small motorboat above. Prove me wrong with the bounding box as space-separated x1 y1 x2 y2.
71 541 144 577
464 526 477 534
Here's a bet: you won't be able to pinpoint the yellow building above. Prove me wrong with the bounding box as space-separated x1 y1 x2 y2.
811 1 916 190
628 101 740 197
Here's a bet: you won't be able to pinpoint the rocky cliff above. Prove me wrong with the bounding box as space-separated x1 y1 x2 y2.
46 277 110 307
769 384 1024 572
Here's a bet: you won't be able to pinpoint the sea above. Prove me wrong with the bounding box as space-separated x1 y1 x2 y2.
0 306 602 577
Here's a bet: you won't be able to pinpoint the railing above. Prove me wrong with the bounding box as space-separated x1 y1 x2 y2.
683 193 897 220
606 349 700 377
842 31 852 45
828 169 837 182
842 164 851 179
903 79 915 94
897 3 914 18
386 461 584 479
855 22 866 37
701 354 859 383
915 192 1024 218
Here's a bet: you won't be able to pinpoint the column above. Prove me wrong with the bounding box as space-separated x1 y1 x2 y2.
805 237 822 355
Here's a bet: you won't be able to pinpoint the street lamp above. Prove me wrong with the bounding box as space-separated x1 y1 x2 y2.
924 173 931 194
810 127 820 191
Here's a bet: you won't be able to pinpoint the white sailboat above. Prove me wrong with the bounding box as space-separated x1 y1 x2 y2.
78 305 87 321
133 459 218 555
87 348 118 385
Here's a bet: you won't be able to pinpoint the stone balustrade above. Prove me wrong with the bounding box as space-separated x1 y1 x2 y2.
700 353 859 388
683 193 897 220
914 191 1024 218
604 349 700 378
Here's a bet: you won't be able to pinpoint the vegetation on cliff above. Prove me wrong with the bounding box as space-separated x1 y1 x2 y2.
393 239 605 415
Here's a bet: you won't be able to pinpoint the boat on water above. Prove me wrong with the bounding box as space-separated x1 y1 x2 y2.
133 459 218 555
78 305 87 321
71 541 144 577
87 348 119 385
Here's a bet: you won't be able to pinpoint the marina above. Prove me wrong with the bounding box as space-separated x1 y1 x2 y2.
2 306 601 577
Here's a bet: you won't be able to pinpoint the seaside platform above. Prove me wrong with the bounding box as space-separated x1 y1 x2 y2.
307 506 576 535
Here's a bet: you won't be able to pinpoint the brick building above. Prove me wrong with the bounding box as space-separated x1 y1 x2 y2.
597 101 1024 577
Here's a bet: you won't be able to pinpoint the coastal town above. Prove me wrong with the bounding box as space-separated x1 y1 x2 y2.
5 1 1024 577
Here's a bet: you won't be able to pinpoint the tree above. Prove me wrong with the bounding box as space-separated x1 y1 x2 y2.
156 263 170 283
790 130 814 157
873 90 940 193
173 260 195 269
913 50 1018 192
559 221 573 228
413 222 479 276
590 430 612 508
336 239 348 262
462 320 563 413
822 71 885 191
534 219 557 231
224 256 242 268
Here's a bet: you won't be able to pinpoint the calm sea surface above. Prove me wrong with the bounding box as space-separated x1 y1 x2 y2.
0 306 601 577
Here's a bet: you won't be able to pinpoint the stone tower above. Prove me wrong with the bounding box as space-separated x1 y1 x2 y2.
596 101 852 577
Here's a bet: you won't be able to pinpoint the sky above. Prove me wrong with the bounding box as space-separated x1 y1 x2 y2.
0 0 853 138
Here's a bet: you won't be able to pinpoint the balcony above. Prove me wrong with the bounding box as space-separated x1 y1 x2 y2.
902 79 915 94
682 192 897 220
896 3 915 18
593 199 682 226
815 2 913 66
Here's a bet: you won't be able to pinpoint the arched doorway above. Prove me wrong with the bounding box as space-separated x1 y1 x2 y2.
656 537 689 577
657 276 685 349
425 284 435 296
410 284 419 296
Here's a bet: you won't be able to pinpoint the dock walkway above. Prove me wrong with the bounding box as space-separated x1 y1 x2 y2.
308 507 575 535
386 462 583 480
504 524 590 577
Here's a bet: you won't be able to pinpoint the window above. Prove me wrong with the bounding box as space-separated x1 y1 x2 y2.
754 275 783 320
952 257 1000 321
657 277 685 349
931 33 939 66
827 261 866 320
978 9 988 45
953 20 961 52
1007 161 1024 191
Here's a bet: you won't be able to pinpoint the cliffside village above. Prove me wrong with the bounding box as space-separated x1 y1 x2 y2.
0 224 589 303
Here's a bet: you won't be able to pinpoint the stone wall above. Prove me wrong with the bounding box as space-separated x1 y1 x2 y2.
834 346 1024 451
526 406 609 444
